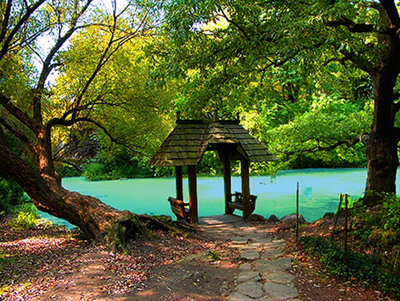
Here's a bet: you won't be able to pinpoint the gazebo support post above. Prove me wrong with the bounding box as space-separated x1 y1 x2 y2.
175 166 183 201
188 165 198 223
241 155 251 219
222 153 234 214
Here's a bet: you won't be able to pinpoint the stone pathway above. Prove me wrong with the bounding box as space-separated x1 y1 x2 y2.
199 215 301 301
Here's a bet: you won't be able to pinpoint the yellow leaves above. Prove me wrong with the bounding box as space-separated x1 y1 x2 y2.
200 12 229 32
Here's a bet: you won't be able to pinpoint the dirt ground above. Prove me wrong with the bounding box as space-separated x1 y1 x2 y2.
0 218 239 301
0 217 394 300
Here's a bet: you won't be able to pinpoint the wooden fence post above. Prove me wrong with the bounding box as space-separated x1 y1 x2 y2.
344 194 348 270
296 182 299 243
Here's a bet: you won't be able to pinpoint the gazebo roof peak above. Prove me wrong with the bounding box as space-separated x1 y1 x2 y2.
175 110 241 124
149 112 277 167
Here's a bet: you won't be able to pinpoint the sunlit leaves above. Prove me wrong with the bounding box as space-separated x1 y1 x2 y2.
267 96 372 168
50 23 175 159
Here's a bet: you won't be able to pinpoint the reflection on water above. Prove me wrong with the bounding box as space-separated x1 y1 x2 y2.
41 168 387 228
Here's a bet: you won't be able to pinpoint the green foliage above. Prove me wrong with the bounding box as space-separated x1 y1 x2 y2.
51 25 175 162
207 250 220 261
197 152 224 176
301 236 400 299
152 166 175 178
145 0 377 171
382 195 400 231
265 96 371 170
83 150 155 180
55 163 82 178
83 163 109 181
352 195 400 247
8 203 39 230
0 177 26 213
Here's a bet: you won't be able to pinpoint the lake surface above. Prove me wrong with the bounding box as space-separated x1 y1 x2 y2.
41 168 384 228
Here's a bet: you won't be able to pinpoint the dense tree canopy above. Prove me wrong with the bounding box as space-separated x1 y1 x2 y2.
0 0 174 239
150 0 400 205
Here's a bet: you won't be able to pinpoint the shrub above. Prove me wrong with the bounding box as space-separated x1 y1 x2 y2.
8 203 39 230
83 163 109 181
382 195 400 231
301 236 400 299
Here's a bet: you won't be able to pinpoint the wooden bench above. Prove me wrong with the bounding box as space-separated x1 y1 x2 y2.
167 197 190 223
227 192 257 214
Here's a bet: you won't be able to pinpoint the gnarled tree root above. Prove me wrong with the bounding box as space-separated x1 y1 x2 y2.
104 211 197 252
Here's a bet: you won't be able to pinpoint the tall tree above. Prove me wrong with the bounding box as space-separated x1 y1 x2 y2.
0 0 170 240
156 0 400 205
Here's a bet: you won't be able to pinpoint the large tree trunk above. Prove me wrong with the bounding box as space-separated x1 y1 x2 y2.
365 132 399 206
364 50 400 206
0 143 134 240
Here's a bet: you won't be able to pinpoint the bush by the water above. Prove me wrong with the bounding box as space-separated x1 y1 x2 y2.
8 203 40 230
83 152 156 180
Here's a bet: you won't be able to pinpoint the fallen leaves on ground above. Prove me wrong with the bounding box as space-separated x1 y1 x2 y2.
0 218 227 300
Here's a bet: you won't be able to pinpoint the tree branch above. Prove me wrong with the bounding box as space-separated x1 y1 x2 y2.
0 93 37 133
0 117 37 154
34 0 94 122
47 117 117 144
284 134 368 157
0 124 6 146
0 0 12 44
216 5 249 40
328 17 375 33
0 0 46 61
339 49 374 74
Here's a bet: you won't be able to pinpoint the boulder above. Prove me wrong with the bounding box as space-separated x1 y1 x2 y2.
280 213 306 224
268 214 279 222
246 214 265 222
323 212 335 219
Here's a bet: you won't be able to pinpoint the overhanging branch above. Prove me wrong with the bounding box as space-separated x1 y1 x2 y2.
0 93 37 134
0 0 46 61
0 117 37 154
283 133 368 157
328 17 375 33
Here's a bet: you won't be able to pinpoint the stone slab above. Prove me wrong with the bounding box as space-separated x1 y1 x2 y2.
231 237 249 244
240 249 260 260
199 214 243 225
228 292 254 301
236 282 264 299
265 272 295 284
263 282 298 300
239 263 252 271
237 271 261 283
255 258 292 275
260 248 284 259
248 236 272 244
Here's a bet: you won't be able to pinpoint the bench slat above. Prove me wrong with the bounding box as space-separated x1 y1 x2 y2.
227 192 257 214
168 197 190 223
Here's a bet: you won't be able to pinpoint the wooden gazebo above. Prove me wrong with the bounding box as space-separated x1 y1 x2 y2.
149 113 277 223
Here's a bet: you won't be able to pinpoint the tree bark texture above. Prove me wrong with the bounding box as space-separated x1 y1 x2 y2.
364 28 400 205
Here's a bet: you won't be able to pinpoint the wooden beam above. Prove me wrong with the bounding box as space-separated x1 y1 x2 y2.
241 155 251 219
222 152 234 214
175 166 183 201
188 165 198 224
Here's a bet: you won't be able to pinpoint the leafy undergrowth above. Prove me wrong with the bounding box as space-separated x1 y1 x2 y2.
281 213 398 301
0 216 228 300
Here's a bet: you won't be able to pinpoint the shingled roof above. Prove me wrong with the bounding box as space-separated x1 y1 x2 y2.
149 119 277 167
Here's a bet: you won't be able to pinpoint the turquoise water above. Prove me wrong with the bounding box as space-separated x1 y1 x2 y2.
40 168 378 228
